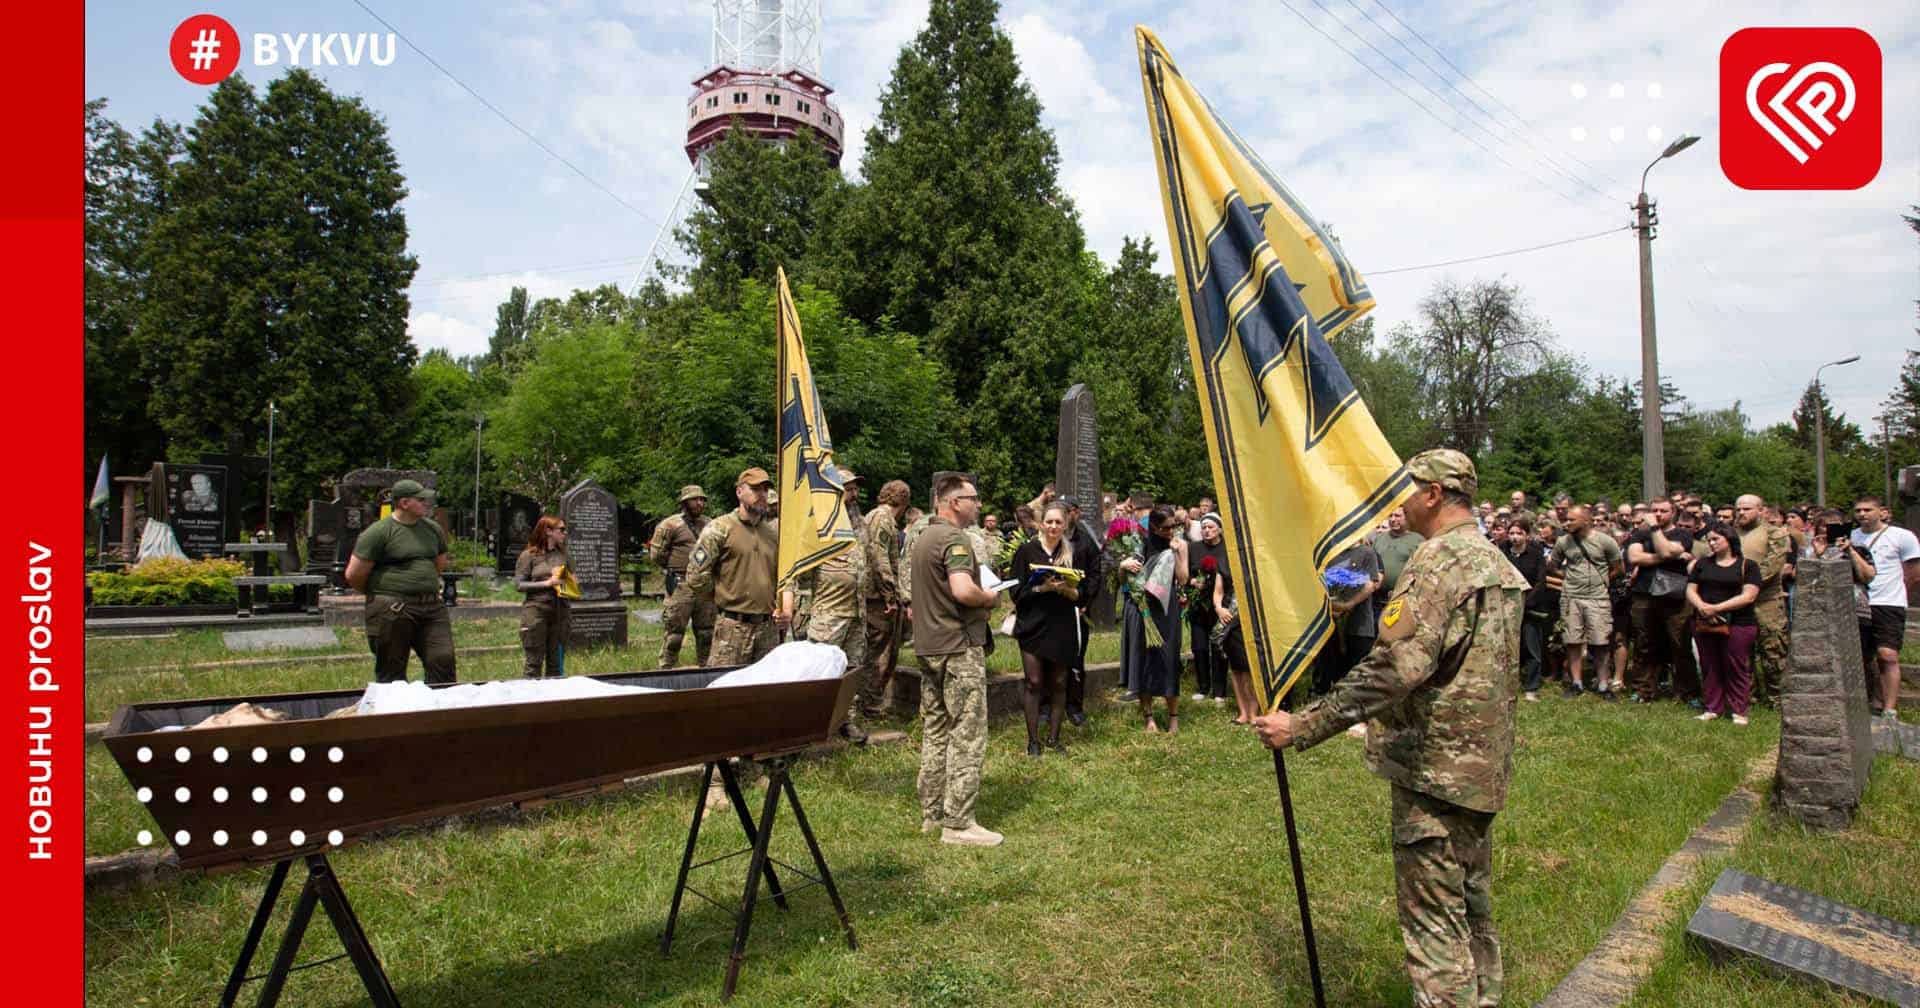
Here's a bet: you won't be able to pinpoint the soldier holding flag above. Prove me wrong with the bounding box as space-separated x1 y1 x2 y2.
1256 450 1525 1007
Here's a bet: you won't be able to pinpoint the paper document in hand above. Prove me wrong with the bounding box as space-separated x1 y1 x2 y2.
978 566 1019 593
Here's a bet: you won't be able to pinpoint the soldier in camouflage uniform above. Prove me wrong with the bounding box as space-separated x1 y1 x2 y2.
912 474 1004 847
650 485 716 668
1734 494 1792 704
784 534 869 742
1257 450 1526 1008
685 468 785 667
857 480 911 718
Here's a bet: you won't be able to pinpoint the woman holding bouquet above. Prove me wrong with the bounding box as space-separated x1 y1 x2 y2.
1120 505 1190 732
1009 503 1084 755
514 515 572 678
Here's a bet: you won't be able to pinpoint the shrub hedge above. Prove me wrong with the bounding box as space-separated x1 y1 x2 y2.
87 557 247 607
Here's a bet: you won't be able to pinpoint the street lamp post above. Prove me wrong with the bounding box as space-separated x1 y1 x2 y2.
473 415 485 550
1634 134 1699 503
264 401 276 540
1813 355 1860 506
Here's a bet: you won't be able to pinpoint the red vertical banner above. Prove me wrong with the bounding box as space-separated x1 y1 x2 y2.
0 1 83 1002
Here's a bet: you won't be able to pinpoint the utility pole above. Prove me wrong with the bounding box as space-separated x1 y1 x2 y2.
1813 355 1860 506
1634 134 1699 503
1885 414 1893 506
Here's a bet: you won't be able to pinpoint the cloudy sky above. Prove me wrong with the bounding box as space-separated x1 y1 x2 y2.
87 1 1917 431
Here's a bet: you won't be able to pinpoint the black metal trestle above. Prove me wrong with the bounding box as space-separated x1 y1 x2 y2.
661 756 857 1000
219 852 401 1008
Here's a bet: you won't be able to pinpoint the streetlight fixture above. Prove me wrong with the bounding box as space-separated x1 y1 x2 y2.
1813 355 1860 506
1634 132 1700 502
473 414 486 551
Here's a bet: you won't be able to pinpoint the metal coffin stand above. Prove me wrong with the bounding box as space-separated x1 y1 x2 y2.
102 664 862 1005
662 757 858 1001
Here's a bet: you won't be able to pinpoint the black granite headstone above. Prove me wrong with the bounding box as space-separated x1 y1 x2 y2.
496 493 542 574
152 462 228 559
1687 868 1919 1006
560 479 626 648
197 452 267 543
306 500 343 570
559 480 620 602
1053 385 1111 628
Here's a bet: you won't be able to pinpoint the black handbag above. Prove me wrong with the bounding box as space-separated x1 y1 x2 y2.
1645 566 1688 600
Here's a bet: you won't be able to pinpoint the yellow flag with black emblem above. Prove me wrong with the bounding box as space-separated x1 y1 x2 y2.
1136 27 1413 712
774 267 857 588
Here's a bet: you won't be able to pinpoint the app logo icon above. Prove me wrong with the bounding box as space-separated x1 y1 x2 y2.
1720 27 1880 190
170 14 242 85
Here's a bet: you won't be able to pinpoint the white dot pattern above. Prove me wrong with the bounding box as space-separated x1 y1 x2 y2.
174 830 191 846
252 747 268 763
136 787 153 803
328 787 344 803
174 787 191 803
137 830 152 846
213 746 229 763
290 830 305 845
328 747 344 763
213 786 229 803
213 830 229 846
252 830 267 845
328 830 344 846
252 787 268 803
136 747 152 763
174 746 191 763
289 787 306 803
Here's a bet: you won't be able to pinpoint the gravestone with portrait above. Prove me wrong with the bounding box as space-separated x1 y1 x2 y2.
495 493 542 575
1054 384 1113 628
197 452 266 543
305 500 344 574
1686 868 1919 1006
559 478 627 648
150 462 229 559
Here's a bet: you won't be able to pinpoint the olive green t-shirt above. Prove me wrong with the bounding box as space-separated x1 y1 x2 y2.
910 517 987 656
353 516 448 596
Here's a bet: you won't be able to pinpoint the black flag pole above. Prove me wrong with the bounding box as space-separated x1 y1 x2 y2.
1272 745 1327 1008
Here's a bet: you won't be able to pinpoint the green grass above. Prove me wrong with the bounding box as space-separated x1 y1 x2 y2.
1628 756 1920 1007
85 688 1800 1006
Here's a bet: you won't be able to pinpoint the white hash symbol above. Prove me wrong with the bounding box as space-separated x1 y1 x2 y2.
188 28 222 71
1745 61 1856 165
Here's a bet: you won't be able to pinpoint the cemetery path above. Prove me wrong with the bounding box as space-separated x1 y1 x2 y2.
1535 749 1778 1008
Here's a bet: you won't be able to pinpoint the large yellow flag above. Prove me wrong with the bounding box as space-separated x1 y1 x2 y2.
774 267 856 587
1136 27 1413 711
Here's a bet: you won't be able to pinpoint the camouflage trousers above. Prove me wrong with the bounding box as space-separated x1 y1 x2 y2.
806 609 869 722
1750 594 1789 703
857 598 903 717
917 648 988 830
706 613 776 668
1392 785 1501 1008
658 579 716 669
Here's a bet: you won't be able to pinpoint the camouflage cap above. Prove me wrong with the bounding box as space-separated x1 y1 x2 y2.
1406 449 1478 496
677 484 707 503
736 467 773 488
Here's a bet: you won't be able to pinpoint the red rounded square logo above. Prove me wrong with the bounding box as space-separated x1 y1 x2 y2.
1720 27 1880 190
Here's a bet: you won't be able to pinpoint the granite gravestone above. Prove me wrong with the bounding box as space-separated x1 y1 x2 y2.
1687 868 1919 1006
197 452 266 543
1873 718 1920 761
1054 384 1113 628
151 462 228 558
1773 554 1876 830
496 493 542 574
559 479 627 647
305 500 343 572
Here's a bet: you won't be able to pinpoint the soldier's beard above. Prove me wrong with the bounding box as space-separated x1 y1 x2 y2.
746 503 771 520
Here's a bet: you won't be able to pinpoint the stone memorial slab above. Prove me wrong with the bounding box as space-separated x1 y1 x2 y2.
1054 383 1103 541
153 462 229 558
1872 718 1920 761
565 603 630 649
306 500 343 571
559 479 620 602
222 626 340 652
496 493 542 574
1687 868 1919 1006
197 452 266 543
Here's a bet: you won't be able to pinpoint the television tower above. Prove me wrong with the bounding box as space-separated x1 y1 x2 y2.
634 1 845 288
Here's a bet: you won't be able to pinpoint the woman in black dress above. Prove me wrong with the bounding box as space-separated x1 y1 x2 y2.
1212 560 1259 724
1120 505 1190 732
1010 503 1084 755
1188 513 1229 703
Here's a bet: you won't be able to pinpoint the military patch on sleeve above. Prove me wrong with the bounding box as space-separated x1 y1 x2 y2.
1379 595 1414 642
689 546 708 568
945 543 973 570
1381 598 1404 629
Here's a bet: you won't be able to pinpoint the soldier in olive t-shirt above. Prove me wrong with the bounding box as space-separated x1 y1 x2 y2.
346 479 455 684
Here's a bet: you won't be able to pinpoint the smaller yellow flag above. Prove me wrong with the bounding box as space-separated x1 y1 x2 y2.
555 564 582 600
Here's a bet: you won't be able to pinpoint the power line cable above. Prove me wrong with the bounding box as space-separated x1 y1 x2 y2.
349 0 660 227
1340 0 1622 204
1368 225 1628 275
1270 0 1594 210
1305 0 1607 207
1367 0 1630 193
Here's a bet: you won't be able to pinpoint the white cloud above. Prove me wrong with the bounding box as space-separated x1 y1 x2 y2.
407 311 490 358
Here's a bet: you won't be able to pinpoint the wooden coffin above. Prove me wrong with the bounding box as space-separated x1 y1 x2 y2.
101 667 857 871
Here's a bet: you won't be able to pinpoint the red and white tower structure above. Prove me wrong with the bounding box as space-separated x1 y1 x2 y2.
685 0 844 173
636 0 844 287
